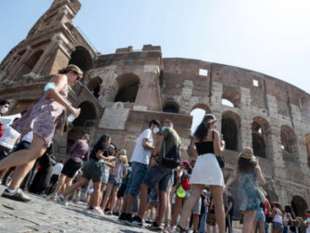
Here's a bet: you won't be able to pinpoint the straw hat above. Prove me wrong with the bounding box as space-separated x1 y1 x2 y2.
66 64 83 77
239 147 256 162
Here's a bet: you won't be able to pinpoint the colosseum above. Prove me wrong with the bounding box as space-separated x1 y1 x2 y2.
0 0 309 216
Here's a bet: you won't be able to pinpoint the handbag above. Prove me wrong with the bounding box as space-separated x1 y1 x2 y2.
212 131 225 168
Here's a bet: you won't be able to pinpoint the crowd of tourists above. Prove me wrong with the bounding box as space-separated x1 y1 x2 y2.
0 64 309 233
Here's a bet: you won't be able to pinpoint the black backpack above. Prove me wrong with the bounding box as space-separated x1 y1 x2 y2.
161 143 181 169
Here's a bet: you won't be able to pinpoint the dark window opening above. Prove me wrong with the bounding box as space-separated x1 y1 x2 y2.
222 117 239 151
69 46 92 72
163 101 179 113
87 77 102 99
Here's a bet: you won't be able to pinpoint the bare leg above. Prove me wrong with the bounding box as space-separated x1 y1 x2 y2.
209 185 225 233
242 211 256 233
179 184 204 229
0 136 47 171
101 183 113 210
192 214 200 232
61 176 73 194
54 174 66 195
1 136 47 192
171 197 183 227
137 184 149 219
92 181 102 208
155 191 168 224
110 186 118 213
9 160 36 190
63 177 88 198
258 221 265 233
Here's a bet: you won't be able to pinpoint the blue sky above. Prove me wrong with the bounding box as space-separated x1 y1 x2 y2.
1 0 309 93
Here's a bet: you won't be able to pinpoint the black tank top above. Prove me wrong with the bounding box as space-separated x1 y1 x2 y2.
195 141 214 155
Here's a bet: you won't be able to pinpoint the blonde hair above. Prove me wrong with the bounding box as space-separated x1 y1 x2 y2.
120 155 128 165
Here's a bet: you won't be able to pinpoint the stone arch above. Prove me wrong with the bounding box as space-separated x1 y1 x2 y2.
221 111 241 151
190 104 211 135
191 103 211 113
251 117 272 158
69 46 93 72
67 101 97 151
113 73 140 103
221 85 240 108
163 100 180 113
291 195 308 217
87 76 102 99
17 50 44 77
281 125 298 162
73 101 97 127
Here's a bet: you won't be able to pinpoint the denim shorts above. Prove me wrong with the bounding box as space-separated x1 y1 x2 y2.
272 222 283 232
126 162 148 197
256 208 266 222
143 165 173 192
108 175 121 187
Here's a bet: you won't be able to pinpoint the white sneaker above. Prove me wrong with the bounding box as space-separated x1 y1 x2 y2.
92 207 104 216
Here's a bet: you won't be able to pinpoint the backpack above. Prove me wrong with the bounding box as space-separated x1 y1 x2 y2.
161 143 181 169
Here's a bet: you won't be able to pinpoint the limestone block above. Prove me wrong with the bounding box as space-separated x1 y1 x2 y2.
99 102 130 130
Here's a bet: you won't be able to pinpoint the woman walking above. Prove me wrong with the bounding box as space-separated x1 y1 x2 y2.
236 147 266 233
0 64 82 202
53 134 90 200
61 135 114 214
177 114 226 233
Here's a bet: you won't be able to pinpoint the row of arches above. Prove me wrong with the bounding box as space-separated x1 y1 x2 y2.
190 105 302 162
87 73 140 103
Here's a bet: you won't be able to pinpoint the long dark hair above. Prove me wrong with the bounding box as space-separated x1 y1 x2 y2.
194 114 216 141
93 134 111 152
238 157 257 173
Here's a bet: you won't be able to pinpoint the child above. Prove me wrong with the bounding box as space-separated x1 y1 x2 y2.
101 149 128 214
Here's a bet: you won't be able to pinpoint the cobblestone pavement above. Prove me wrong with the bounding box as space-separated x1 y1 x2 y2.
0 185 154 233
0 185 243 233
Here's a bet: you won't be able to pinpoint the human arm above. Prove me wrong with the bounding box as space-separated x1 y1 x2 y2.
45 75 80 117
255 161 266 185
187 136 198 158
211 129 224 155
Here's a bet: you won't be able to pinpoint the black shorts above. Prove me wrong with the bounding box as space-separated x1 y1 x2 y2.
50 174 59 185
117 182 127 198
0 145 10 160
61 158 82 178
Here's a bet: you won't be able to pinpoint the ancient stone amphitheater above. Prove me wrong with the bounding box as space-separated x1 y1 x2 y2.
0 0 309 216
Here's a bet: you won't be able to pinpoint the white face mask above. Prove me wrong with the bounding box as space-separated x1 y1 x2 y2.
153 127 160 134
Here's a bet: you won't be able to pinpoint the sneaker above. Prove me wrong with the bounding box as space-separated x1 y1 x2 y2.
92 207 104 216
124 214 133 225
131 215 143 227
148 222 163 232
1 188 31 202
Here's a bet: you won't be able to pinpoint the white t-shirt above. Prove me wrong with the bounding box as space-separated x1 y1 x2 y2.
51 163 64 176
130 129 153 165
22 131 33 143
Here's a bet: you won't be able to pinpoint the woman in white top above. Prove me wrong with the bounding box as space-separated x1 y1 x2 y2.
177 114 226 233
272 202 284 233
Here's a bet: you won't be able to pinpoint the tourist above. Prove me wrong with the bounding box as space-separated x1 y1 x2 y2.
233 147 266 233
101 149 128 214
170 160 192 230
255 203 266 233
132 119 181 231
271 202 284 233
0 64 83 202
28 145 54 194
177 114 226 233
119 119 161 223
46 160 64 195
53 134 90 200
305 210 310 233
61 135 114 214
